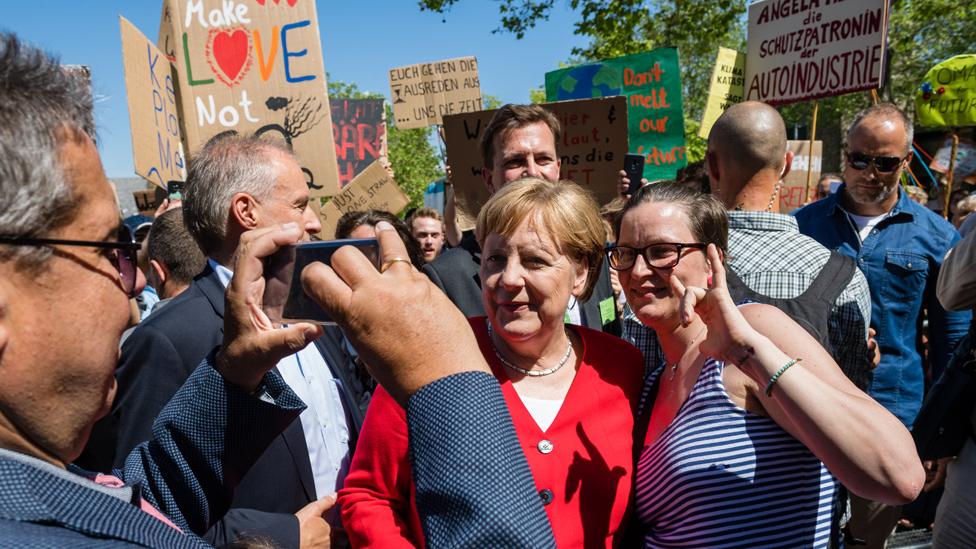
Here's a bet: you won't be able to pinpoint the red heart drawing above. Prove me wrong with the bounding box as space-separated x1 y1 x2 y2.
256 0 298 6
206 28 252 87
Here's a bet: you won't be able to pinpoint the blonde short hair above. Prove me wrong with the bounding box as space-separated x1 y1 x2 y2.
476 178 605 301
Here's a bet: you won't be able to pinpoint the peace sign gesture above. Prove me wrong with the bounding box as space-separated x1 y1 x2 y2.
669 244 762 366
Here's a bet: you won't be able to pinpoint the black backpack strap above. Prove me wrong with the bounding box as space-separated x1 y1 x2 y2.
798 251 857 302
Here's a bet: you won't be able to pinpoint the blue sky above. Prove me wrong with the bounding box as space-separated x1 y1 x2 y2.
2 1 587 178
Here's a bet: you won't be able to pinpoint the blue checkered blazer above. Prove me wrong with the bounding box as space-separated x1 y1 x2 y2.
0 359 304 547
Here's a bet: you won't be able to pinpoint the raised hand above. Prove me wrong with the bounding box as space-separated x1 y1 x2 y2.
301 221 490 406
216 222 324 391
669 243 760 366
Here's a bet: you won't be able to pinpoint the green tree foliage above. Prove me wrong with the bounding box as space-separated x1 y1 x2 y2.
421 0 745 162
327 75 443 211
420 0 976 167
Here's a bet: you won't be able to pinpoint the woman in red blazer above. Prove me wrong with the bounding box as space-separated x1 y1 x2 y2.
339 178 643 548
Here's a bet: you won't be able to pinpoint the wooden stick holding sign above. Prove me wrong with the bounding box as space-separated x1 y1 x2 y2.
944 131 960 219
804 101 819 204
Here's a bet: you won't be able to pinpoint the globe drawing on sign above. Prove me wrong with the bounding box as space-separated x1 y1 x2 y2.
555 64 621 100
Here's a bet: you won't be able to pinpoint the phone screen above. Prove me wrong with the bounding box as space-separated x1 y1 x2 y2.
263 238 380 325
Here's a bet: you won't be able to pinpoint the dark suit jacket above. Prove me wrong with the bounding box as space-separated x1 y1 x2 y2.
79 265 367 548
422 232 622 336
0 360 305 547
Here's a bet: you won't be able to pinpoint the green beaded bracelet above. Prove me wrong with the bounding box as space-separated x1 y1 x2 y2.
764 358 802 397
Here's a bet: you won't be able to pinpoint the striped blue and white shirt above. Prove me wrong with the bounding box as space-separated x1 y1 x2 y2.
636 358 836 548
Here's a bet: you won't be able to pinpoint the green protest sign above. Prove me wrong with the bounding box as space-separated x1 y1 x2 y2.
545 48 686 179
916 54 976 128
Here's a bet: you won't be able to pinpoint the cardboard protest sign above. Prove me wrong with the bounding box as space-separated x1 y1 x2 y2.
329 98 387 187
779 140 823 211
389 56 482 129
443 96 629 229
317 160 410 238
545 48 686 180
159 0 340 197
745 0 888 105
699 48 746 139
133 189 160 217
916 55 976 128
929 137 976 180
120 17 187 189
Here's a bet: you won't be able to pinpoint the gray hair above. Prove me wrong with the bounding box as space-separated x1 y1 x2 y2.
847 103 914 155
182 135 295 256
0 33 97 268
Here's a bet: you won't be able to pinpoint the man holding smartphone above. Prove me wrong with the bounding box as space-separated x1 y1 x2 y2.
86 136 368 549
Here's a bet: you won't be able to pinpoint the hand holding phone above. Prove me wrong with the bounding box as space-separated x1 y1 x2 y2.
263 239 380 325
623 154 645 196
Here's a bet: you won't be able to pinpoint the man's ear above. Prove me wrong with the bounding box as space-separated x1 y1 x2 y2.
482 166 496 195
780 150 794 181
230 192 260 230
706 150 720 185
0 279 11 366
149 259 168 291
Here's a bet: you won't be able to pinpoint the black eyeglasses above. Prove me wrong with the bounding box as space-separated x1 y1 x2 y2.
846 152 908 174
606 242 706 271
0 225 142 298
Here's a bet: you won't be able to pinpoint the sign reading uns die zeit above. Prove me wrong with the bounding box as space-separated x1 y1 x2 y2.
159 0 340 197
388 56 482 129
545 48 687 180
120 16 186 189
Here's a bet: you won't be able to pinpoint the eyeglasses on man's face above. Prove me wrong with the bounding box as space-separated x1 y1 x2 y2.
0 224 142 298
606 242 707 271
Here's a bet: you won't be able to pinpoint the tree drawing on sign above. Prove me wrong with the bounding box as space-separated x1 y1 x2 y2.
265 95 325 139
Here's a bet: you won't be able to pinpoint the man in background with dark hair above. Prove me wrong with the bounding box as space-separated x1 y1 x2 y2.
423 103 621 335
145 208 207 313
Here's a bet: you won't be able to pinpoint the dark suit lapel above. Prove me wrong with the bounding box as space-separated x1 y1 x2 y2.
194 263 226 319
0 459 201 547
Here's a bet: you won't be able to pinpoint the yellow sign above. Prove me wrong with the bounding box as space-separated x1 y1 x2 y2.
699 48 746 139
915 54 976 128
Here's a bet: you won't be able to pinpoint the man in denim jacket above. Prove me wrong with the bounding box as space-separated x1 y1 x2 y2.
795 103 971 547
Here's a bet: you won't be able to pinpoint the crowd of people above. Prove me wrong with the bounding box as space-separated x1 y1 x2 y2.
1 30 974 549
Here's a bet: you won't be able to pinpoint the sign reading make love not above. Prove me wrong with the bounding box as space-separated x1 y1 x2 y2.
159 0 340 196
745 0 889 105
120 16 186 188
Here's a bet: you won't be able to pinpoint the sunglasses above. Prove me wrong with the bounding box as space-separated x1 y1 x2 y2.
606 242 706 271
0 224 142 298
846 151 908 174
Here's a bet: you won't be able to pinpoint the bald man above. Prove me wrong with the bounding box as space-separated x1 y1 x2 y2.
625 102 874 395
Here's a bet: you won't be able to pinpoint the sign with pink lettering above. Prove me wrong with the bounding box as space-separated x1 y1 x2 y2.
159 0 340 196
745 0 890 105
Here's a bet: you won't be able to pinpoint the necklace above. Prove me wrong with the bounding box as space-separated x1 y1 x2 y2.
668 324 708 381
765 182 781 212
486 321 573 377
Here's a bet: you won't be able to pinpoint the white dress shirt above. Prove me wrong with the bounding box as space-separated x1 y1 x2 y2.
209 259 352 496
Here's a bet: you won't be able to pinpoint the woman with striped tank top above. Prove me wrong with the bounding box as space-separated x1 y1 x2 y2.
608 182 924 547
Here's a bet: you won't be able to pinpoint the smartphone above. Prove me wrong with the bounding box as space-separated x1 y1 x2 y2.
623 154 645 195
167 181 184 201
263 238 380 325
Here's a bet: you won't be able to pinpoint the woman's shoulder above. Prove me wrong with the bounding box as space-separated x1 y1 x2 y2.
574 325 644 382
